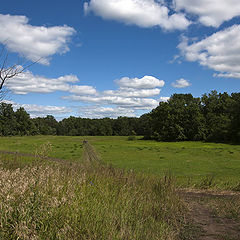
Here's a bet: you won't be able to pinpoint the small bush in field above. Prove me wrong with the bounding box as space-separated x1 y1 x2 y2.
128 135 136 141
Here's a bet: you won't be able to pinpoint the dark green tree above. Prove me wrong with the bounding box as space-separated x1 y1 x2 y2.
15 107 38 135
229 93 240 143
201 91 232 142
0 103 17 136
150 94 206 141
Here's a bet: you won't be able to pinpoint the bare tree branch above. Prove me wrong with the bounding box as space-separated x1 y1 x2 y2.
0 46 39 101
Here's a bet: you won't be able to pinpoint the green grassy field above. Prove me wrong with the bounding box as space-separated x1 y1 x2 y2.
0 146 186 239
0 135 240 189
1 136 240 239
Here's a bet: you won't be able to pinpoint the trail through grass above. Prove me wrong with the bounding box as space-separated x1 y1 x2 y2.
0 143 187 240
1 139 240 239
180 190 240 239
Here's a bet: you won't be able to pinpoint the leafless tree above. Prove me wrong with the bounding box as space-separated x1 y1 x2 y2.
0 46 36 101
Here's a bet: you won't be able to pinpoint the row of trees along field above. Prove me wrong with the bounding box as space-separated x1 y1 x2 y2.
0 91 240 143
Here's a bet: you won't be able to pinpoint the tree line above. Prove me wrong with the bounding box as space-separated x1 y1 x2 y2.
150 91 240 143
0 91 239 143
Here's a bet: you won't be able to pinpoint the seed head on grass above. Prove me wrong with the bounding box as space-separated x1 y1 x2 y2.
34 142 52 160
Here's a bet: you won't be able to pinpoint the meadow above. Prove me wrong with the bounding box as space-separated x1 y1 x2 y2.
0 135 240 190
0 140 187 240
0 136 240 239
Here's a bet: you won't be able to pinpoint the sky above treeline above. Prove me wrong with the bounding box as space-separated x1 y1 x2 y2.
1 0 240 119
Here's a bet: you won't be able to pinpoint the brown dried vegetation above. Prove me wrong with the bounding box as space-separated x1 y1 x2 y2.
0 149 187 240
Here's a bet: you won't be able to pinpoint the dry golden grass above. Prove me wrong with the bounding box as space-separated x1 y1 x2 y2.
0 152 188 240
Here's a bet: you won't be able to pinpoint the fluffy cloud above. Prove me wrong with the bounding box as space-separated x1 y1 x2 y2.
4 101 72 118
116 76 165 89
20 104 72 118
6 71 78 94
104 88 160 98
178 25 240 78
78 106 135 118
171 78 191 88
7 72 164 117
84 0 190 30
174 0 240 27
7 71 163 111
64 75 164 110
159 96 170 102
6 71 96 95
0 14 75 64
64 95 159 110
69 85 97 95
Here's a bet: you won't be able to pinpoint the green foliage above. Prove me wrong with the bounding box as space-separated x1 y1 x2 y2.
15 107 38 135
57 116 139 136
0 103 57 136
32 115 58 135
150 94 206 141
0 91 240 143
0 102 18 136
149 91 240 143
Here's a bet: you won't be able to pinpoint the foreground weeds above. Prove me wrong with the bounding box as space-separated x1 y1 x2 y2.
0 154 187 240
202 195 240 221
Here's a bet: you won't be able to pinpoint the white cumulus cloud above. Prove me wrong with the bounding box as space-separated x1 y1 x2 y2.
174 0 240 27
69 85 97 95
159 96 170 102
64 95 159 110
6 72 165 117
84 0 190 30
116 75 165 89
104 88 161 98
63 75 164 110
78 106 136 118
178 25 240 78
6 71 79 94
171 78 191 88
5 71 96 95
0 14 75 65
4 100 72 118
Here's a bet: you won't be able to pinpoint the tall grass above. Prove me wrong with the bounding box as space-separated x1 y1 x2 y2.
0 151 187 240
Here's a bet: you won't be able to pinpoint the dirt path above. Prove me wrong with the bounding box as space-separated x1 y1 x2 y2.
0 141 100 165
180 190 240 240
82 141 101 162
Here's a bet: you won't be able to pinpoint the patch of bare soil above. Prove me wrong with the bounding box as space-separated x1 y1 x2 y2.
180 190 240 240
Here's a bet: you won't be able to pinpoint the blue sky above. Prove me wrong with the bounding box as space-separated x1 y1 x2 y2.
1 0 240 119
